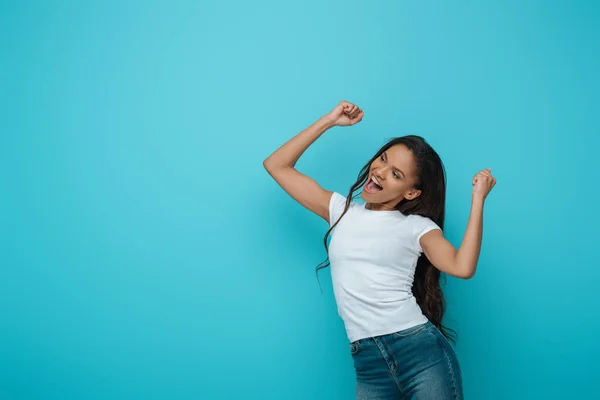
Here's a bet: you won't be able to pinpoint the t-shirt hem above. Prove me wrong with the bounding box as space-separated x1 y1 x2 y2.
347 316 429 343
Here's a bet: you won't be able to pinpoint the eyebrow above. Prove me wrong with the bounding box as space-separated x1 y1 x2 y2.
383 151 406 178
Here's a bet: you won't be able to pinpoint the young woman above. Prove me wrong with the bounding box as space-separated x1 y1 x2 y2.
263 100 496 400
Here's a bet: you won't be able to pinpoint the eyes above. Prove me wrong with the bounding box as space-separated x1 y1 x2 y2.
379 153 401 179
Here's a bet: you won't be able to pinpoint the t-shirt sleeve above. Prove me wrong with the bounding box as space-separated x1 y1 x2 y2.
328 191 347 227
413 216 442 253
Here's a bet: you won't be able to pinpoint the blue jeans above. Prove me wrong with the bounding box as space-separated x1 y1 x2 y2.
350 321 464 399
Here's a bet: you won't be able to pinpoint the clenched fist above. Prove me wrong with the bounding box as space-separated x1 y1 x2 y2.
324 101 364 127
472 168 497 201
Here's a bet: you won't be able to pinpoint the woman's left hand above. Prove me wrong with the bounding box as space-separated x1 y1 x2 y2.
472 168 497 201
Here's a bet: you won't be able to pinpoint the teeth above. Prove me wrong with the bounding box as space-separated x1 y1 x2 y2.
372 175 382 187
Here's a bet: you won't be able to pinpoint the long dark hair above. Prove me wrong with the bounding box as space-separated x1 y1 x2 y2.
316 135 457 343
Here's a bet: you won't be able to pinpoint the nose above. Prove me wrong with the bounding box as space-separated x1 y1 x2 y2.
375 168 386 180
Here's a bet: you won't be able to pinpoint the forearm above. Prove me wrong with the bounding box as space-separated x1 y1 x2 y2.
263 116 334 169
455 196 485 278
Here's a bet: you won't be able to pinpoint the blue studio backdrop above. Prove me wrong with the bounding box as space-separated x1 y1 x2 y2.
1 1 599 399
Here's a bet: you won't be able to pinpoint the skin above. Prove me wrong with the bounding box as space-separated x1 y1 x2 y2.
263 100 497 280
361 144 422 211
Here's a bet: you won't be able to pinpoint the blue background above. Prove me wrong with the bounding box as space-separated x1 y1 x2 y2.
1 0 599 398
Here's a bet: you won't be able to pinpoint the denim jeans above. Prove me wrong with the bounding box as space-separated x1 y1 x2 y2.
350 320 464 400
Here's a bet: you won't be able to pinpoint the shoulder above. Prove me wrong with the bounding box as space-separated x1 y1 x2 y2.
406 214 442 238
328 192 360 226
328 192 346 226
331 192 364 210
406 213 436 224
406 214 442 252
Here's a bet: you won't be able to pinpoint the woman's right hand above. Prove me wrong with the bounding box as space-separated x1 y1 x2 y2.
324 101 364 127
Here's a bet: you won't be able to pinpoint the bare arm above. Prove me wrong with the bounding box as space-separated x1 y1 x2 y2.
420 169 497 279
263 101 364 221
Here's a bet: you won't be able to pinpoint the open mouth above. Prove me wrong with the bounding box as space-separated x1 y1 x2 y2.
364 176 383 194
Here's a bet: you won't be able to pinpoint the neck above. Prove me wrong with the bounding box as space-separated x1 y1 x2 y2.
365 202 398 211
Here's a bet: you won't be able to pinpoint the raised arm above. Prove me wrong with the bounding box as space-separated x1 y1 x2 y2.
420 168 497 279
263 101 364 222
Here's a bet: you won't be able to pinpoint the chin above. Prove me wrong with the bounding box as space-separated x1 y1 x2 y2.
361 190 402 208
361 190 381 203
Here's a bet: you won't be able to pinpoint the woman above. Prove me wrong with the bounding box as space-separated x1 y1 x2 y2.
263 100 496 399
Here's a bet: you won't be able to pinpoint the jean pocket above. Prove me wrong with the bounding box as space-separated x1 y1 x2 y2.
392 322 427 338
427 324 458 356
349 340 361 355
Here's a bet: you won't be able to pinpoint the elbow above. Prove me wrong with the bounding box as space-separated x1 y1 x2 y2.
453 260 476 280
263 158 289 174
451 252 477 279
461 271 475 280
459 265 476 280
263 158 275 173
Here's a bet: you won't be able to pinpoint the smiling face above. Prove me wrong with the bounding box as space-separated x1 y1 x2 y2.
361 144 423 211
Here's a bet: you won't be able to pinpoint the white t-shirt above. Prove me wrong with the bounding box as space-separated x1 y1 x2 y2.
328 191 442 343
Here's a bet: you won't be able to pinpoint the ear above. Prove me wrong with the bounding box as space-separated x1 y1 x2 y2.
404 189 422 201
